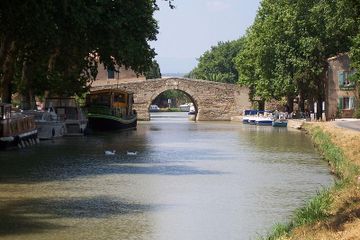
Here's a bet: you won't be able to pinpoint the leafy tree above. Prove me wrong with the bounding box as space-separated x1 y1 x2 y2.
189 39 244 84
145 60 161 79
0 0 164 107
235 0 358 115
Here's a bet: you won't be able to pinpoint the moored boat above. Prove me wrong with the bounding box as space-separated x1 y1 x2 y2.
272 119 288 127
0 103 38 149
272 111 288 127
255 116 273 126
188 105 196 115
45 98 88 136
86 89 137 131
179 103 191 112
23 109 65 140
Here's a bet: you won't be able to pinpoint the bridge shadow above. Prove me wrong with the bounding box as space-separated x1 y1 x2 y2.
0 196 162 236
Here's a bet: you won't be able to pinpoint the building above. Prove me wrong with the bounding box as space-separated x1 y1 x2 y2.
326 53 358 119
91 64 145 87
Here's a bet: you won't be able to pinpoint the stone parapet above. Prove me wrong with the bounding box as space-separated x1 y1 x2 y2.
91 77 251 121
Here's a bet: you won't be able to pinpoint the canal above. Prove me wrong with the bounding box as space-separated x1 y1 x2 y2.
0 112 332 240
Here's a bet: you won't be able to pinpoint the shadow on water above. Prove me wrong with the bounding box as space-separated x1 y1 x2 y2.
0 196 162 236
0 141 224 184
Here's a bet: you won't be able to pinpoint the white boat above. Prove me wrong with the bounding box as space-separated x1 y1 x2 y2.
179 103 191 112
255 116 273 126
149 104 160 112
23 110 65 140
242 110 258 124
188 105 196 115
45 98 88 136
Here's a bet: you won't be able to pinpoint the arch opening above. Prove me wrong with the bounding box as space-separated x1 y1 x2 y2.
148 89 199 121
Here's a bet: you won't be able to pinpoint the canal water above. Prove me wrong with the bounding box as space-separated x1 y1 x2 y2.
0 112 332 240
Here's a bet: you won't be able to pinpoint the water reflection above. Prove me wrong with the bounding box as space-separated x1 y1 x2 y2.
0 112 333 240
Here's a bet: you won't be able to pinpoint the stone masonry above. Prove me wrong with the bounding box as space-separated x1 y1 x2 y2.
91 77 251 121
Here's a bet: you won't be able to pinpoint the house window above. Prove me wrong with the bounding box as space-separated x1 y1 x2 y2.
338 96 355 110
107 69 115 79
338 70 355 89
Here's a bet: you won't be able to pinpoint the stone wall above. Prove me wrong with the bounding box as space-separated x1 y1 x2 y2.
91 77 251 121
92 64 145 87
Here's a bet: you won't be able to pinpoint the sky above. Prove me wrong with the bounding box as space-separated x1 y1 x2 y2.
150 0 261 74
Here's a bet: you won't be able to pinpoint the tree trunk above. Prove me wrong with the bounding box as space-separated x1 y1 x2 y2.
286 95 294 113
299 91 305 113
0 34 13 69
316 63 328 119
258 99 265 111
1 41 16 103
19 59 37 110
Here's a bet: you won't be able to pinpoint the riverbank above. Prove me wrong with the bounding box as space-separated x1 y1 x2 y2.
264 122 360 240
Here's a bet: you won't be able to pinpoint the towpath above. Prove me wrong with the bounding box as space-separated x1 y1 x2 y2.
335 119 360 132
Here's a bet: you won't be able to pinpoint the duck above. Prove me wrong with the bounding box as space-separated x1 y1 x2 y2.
126 151 138 156
104 150 116 155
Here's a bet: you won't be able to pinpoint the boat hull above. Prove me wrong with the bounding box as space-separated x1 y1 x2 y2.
37 121 65 139
256 120 273 126
0 129 38 150
88 115 137 131
272 121 288 127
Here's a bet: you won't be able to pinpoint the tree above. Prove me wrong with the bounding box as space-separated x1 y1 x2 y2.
144 60 161 79
0 0 163 106
235 0 358 115
189 39 244 84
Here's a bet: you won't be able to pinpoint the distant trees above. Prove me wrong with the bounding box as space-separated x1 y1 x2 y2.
145 60 162 79
189 0 360 115
0 0 162 108
187 39 244 84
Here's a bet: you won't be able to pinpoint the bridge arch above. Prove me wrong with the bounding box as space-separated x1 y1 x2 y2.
91 77 251 121
148 87 199 118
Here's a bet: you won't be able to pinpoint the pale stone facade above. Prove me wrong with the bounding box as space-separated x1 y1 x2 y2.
91 64 145 87
91 77 251 121
326 54 358 119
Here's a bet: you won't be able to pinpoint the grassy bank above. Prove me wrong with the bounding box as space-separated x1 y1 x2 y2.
261 123 360 240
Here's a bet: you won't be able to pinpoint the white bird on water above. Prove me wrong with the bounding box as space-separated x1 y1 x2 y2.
127 151 138 156
104 150 116 155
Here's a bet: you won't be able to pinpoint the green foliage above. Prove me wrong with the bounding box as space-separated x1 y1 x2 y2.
144 60 161 79
0 0 162 103
293 190 332 226
160 90 188 101
235 0 359 111
189 39 244 84
152 89 191 108
350 34 360 83
259 223 291 240
354 106 360 118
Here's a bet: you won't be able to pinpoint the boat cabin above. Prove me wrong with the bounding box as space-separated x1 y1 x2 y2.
0 103 11 120
0 103 38 148
86 89 135 118
44 98 87 135
45 98 82 121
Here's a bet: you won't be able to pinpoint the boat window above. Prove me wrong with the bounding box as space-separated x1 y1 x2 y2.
89 94 111 106
107 69 115 79
46 98 77 108
114 93 126 103
4 106 11 119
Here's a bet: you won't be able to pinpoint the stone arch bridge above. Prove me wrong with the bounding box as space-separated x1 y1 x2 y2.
91 78 251 121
